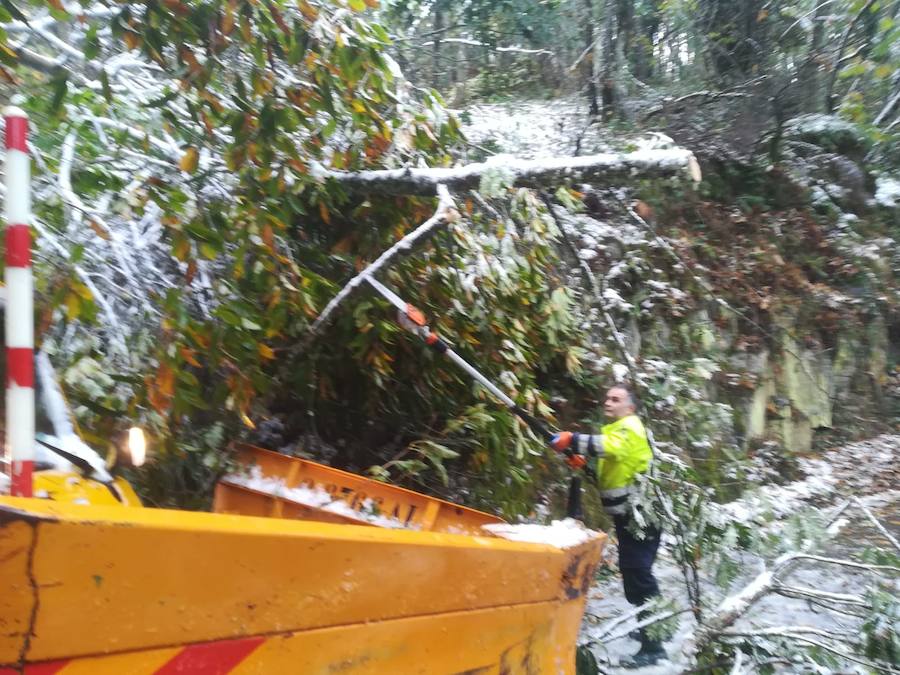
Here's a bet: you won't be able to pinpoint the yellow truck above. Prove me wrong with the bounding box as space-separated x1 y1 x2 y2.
1 442 605 674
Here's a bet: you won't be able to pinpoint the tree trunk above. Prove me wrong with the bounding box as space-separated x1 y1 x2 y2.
432 2 444 91
583 0 600 118
702 0 764 81
320 149 701 196
798 1 827 113
633 0 661 81
601 0 618 121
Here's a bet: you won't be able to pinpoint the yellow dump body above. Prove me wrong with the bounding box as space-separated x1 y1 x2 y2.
32 471 142 507
0 497 605 674
214 444 505 534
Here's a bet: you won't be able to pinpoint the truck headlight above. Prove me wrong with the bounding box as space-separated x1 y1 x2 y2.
127 427 146 467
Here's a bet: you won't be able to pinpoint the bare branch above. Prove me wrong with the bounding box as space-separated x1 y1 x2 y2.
852 497 900 553
875 87 900 127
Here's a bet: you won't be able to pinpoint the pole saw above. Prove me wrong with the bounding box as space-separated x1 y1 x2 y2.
364 276 584 519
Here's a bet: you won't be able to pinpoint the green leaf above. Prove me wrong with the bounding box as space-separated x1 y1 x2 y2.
49 71 70 115
84 25 100 60
100 69 112 102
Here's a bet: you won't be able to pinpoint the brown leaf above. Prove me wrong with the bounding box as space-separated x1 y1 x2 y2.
123 31 142 50
157 363 175 398
297 0 318 21
319 202 331 224
179 147 199 173
262 223 275 250
87 220 111 240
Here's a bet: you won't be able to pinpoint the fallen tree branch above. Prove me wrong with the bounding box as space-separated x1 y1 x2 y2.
720 628 896 673
319 149 701 196
853 496 900 553
298 185 457 349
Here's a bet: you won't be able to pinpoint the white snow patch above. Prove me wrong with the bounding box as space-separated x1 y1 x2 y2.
483 518 597 549
874 175 900 207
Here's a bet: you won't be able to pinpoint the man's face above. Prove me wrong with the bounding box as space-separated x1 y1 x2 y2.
604 387 635 420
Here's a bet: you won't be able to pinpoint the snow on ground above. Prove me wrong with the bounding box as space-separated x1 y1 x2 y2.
456 98 615 159
875 175 900 208
580 435 900 672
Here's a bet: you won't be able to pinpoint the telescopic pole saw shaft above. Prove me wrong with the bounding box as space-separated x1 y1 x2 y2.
363 276 552 441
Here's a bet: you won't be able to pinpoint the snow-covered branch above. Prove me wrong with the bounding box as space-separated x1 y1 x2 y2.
300 185 457 347
853 496 900 553
419 38 554 56
321 149 701 196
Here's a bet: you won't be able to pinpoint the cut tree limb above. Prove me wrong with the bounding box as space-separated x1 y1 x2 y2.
320 149 701 196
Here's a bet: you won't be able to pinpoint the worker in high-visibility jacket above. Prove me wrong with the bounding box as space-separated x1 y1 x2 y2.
550 383 666 669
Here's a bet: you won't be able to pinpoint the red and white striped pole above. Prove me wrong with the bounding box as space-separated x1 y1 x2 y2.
4 107 33 497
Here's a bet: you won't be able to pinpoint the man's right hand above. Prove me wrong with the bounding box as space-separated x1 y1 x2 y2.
549 431 573 452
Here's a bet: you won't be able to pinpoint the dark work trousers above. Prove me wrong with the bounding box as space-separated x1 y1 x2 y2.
613 513 661 608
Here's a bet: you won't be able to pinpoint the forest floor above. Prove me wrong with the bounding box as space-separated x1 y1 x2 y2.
580 434 900 673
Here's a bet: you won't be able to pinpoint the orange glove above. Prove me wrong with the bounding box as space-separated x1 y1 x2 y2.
550 431 573 452
566 454 587 470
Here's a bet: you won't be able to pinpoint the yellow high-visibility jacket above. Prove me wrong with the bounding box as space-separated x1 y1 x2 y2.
574 414 651 515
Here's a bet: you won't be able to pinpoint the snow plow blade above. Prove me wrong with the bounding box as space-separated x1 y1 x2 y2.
214 443 505 534
0 497 604 674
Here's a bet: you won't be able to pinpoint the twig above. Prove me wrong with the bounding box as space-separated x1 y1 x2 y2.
720 628 897 673
852 497 900 553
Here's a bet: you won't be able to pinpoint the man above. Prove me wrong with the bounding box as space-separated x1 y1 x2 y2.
550 383 666 668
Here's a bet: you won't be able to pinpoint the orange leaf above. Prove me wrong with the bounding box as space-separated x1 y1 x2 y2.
319 202 331 224
262 223 275 250
258 343 275 360
180 346 201 367
331 235 355 254
157 363 175 398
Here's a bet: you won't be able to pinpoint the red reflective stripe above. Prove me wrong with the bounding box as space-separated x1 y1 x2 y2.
26 660 70 674
0 661 68 675
155 636 265 674
5 115 28 153
7 347 34 387
6 224 31 267
11 459 33 497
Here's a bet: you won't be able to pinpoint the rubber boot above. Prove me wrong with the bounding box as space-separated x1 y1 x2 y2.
620 638 667 669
